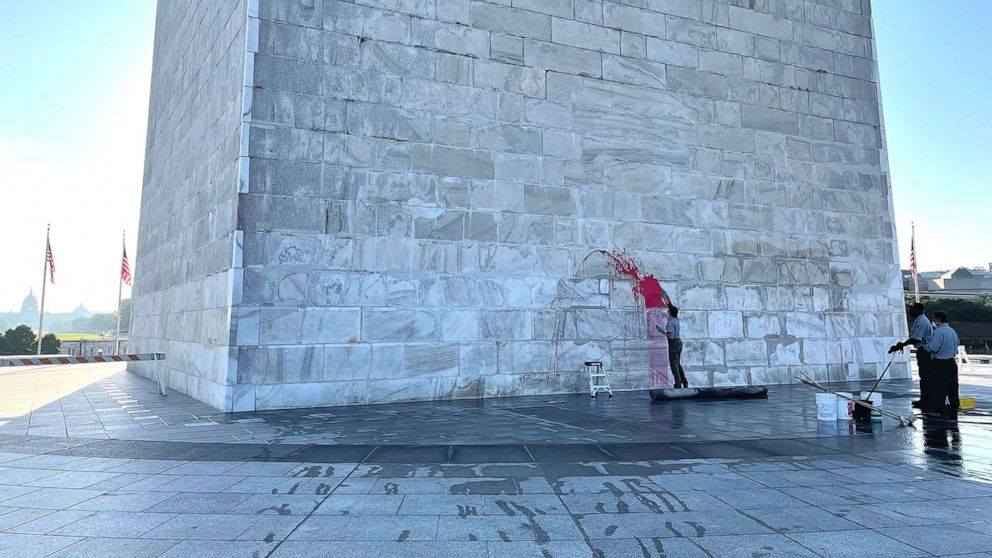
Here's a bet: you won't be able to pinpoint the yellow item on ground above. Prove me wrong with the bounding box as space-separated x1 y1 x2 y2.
960 397 976 410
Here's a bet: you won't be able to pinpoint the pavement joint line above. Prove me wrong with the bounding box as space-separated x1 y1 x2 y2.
261 462 364 557
594 444 618 461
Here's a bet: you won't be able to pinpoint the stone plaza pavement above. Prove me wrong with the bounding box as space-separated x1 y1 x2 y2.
2 364 992 557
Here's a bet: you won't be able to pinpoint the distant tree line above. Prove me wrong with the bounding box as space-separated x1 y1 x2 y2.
47 300 131 335
906 295 992 324
0 325 60 356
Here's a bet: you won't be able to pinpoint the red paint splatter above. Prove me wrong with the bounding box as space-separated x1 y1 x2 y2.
579 249 672 308
577 249 675 388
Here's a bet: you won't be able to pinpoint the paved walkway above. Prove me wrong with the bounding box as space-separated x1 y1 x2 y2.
1 364 992 557
0 363 964 444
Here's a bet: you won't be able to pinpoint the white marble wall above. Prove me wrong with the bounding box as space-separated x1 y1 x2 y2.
136 0 909 411
128 0 250 410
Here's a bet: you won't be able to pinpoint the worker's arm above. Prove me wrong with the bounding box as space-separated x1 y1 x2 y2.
921 331 943 355
892 316 928 353
889 337 921 353
655 325 674 339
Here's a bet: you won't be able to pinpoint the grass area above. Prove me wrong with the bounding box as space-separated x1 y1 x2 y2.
54 333 111 341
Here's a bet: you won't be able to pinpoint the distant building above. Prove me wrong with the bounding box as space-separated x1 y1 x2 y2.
0 290 93 331
903 265 992 299
57 336 128 357
0 290 39 330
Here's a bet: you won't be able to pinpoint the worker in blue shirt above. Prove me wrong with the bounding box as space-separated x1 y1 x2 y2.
921 311 961 413
659 306 688 388
888 302 934 409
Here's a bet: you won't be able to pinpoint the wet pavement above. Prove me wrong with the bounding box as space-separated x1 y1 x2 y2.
1 363 992 557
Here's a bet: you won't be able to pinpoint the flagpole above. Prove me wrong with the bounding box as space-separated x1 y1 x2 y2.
37 224 50 355
912 222 920 303
115 230 125 355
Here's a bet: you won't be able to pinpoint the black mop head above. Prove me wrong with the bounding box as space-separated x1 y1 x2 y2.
649 386 768 401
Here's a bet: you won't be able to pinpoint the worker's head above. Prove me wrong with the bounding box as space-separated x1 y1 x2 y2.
933 311 949 325
909 302 926 317
669 305 679 317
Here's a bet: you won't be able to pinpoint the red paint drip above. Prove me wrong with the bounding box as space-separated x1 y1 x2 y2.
575 248 675 388
579 249 671 308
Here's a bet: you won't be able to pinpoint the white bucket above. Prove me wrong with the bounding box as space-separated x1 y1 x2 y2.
860 392 883 420
836 393 853 421
815 393 838 421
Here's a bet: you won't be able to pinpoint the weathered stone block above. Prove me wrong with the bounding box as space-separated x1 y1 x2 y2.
325 3 410 40
552 18 620 54
411 145 495 179
602 55 667 89
402 344 460 378
412 18 489 58
727 5 793 40
708 311 744 338
745 313 781 338
491 32 523 63
524 40 602 78
604 4 666 38
347 103 431 142
474 60 547 97
322 344 372 381
470 3 551 40
667 67 728 98
725 339 768 366
786 312 827 338
741 105 799 135
362 309 437 342
667 16 717 49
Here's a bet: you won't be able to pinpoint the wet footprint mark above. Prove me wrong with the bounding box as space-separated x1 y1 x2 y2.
293 466 322 478
258 503 291 515
293 465 336 478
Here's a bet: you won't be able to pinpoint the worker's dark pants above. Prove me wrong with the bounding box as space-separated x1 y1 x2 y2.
917 350 933 402
669 339 688 388
929 358 960 412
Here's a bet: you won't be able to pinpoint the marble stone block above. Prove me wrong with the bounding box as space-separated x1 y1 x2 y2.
707 311 744 338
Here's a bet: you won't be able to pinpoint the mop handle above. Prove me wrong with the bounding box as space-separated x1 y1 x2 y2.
864 351 898 402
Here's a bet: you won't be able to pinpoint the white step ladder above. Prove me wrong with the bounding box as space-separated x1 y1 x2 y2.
585 361 613 398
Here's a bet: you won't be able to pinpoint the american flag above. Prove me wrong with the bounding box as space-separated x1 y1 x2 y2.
121 243 132 286
45 237 55 284
909 226 917 282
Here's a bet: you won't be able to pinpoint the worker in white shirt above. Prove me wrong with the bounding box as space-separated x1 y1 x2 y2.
920 311 961 414
888 302 934 409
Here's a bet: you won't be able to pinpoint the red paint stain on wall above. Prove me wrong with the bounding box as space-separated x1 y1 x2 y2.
580 249 672 308
578 249 674 388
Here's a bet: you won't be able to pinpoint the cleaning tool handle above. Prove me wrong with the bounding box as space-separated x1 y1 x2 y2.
864 350 898 402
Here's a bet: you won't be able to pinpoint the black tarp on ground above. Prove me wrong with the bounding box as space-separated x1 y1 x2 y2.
649 386 768 401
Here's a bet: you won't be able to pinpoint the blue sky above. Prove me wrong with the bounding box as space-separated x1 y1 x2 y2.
872 0 991 274
0 1 155 313
0 1 988 313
